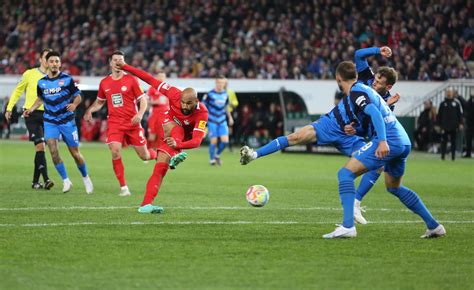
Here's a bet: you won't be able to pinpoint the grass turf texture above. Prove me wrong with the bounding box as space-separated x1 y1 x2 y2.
0 140 473 290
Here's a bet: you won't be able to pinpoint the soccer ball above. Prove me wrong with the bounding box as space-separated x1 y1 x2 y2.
246 185 269 207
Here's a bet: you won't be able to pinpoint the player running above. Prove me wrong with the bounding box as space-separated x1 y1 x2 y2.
115 60 208 214
146 72 169 149
6 48 54 190
84 50 157 197
24 51 93 194
202 76 234 166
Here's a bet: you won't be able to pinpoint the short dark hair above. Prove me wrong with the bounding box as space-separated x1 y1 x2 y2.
109 50 125 61
377 66 398 85
336 61 357 81
45 51 61 60
40 48 52 57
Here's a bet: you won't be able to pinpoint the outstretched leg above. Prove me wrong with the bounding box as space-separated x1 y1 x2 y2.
138 152 170 214
240 125 317 165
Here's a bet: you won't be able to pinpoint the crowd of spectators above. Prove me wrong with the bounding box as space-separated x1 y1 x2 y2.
1 0 472 80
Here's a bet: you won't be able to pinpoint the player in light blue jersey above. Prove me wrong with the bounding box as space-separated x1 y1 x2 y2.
349 46 402 224
24 51 93 194
203 76 234 166
322 61 445 239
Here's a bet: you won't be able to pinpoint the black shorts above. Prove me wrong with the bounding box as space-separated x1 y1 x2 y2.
25 110 45 145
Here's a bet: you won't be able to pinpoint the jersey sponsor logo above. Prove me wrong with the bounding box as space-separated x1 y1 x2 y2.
173 116 182 126
111 93 124 107
44 87 61 94
198 120 207 130
121 86 127 92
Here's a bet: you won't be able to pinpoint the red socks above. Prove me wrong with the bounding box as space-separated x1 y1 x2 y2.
112 158 126 187
141 162 169 206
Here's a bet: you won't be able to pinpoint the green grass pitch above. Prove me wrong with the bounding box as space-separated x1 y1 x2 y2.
0 140 473 290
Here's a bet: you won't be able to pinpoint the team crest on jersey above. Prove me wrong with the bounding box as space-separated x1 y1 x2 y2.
173 116 182 126
121 86 127 92
184 119 190 125
111 93 123 107
58 80 64 86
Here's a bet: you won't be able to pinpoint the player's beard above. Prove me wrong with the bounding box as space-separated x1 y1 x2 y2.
181 108 192 115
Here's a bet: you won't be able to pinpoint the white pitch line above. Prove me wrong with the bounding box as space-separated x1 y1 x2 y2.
0 205 473 214
0 220 473 228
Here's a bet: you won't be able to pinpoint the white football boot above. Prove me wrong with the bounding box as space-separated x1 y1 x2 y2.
420 224 446 238
83 175 94 194
354 200 367 225
240 146 257 165
119 186 132 197
323 225 357 239
62 178 73 193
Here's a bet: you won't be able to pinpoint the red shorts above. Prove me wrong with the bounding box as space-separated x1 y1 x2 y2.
106 126 147 147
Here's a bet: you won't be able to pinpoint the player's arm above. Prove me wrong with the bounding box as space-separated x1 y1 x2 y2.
165 117 208 149
23 98 43 117
84 99 106 122
116 61 162 89
131 95 148 125
351 91 389 158
6 70 29 122
225 97 234 126
66 93 82 112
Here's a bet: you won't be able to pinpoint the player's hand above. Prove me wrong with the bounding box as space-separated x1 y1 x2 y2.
380 46 392 58
4 111 12 122
387 93 401 106
115 59 125 69
84 111 93 122
131 113 143 125
23 109 32 118
66 103 77 112
164 137 177 148
228 118 234 127
459 124 464 131
344 122 356 135
375 140 390 159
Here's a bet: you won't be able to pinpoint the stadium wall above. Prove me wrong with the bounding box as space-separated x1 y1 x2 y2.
0 76 444 115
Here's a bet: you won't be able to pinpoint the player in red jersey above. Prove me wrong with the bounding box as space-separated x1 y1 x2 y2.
146 72 169 149
84 51 157 197
115 59 208 214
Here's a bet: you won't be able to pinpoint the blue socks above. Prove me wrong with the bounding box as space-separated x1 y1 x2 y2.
55 162 68 180
209 143 216 161
77 163 88 177
338 168 356 228
387 186 439 230
256 136 289 158
216 141 228 156
355 170 381 201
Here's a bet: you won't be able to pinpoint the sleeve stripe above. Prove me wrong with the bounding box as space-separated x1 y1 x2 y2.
97 96 106 100
136 93 146 100
194 128 206 133
157 82 164 91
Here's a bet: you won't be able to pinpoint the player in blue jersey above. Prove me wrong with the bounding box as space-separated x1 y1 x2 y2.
24 51 93 194
203 76 234 166
349 46 401 224
322 61 445 239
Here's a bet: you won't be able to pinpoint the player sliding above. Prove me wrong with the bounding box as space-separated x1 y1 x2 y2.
84 50 157 197
114 59 208 214
24 51 93 194
241 61 445 239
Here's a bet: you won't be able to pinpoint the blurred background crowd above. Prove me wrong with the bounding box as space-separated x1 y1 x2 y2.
1 0 473 80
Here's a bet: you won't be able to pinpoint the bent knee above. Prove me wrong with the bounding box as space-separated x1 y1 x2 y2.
338 167 356 182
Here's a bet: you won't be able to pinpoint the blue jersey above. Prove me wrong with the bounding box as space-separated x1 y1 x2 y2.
354 47 393 106
37 72 81 125
203 89 229 124
348 82 410 145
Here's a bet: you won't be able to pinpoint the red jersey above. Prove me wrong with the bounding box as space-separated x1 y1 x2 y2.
97 73 145 130
147 86 169 114
156 81 208 140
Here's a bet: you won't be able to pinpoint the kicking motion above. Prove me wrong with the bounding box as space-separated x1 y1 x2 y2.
115 59 208 213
